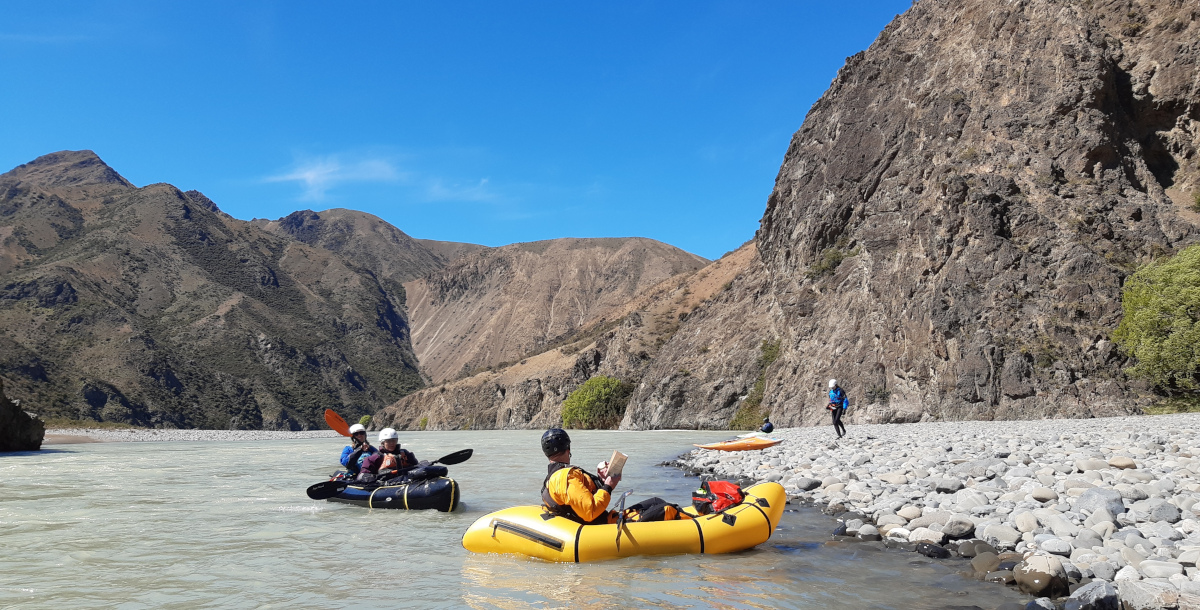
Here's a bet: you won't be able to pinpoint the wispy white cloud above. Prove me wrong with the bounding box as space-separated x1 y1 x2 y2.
264 155 403 201
424 178 499 203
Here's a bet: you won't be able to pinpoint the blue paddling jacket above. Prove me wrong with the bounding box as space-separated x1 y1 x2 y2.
340 444 378 473
829 387 848 410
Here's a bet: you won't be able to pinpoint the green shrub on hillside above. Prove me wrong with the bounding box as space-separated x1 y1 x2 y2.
728 376 767 430
561 376 633 429
728 338 781 430
1113 245 1200 392
358 415 371 428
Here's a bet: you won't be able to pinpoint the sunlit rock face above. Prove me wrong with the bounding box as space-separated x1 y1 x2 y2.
624 0 1200 429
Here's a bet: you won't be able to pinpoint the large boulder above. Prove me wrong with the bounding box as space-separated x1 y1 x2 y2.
1076 488 1125 517
1063 580 1117 610
1014 555 1069 598
0 377 43 452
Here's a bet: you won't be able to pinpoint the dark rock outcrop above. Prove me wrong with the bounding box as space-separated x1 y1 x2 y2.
0 377 44 451
623 0 1200 429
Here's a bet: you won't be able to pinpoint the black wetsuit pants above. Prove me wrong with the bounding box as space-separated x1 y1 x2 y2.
831 407 846 438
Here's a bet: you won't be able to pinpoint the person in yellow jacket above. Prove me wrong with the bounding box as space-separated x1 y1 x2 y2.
539 428 689 524
540 428 620 524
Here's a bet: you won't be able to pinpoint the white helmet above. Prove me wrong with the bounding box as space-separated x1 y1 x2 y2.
348 423 366 435
378 428 399 443
828 379 838 389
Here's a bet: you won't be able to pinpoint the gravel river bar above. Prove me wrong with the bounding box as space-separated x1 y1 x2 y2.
677 413 1200 609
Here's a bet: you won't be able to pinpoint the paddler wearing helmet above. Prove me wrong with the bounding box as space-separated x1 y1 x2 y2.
357 428 418 482
340 423 378 474
540 428 690 524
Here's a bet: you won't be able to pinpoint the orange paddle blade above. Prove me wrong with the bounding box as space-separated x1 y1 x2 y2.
324 409 351 436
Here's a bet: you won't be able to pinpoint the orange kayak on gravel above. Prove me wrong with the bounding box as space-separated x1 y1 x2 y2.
693 437 782 451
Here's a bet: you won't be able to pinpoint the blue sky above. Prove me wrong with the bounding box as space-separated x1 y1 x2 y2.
2 1 909 260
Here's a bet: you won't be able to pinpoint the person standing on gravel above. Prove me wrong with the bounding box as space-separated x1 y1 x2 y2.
828 379 848 438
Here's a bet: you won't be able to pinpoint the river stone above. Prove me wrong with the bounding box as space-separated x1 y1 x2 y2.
1026 599 1055 610
858 530 882 542
972 551 1001 574
916 542 951 558
1016 511 1040 533
1077 489 1125 517
878 472 909 485
792 477 821 491
1014 555 1069 597
1178 549 1200 566
985 570 1015 584
1149 501 1181 524
1108 457 1137 470
936 478 964 493
1091 561 1117 581
909 527 946 545
958 539 997 557
1114 484 1147 501
824 483 846 494
1044 514 1081 537
877 513 908 527
983 524 1022 548
897 505 922 520
942 516 975 539
955 489 990 510
886 527 911 541
1138 559 1184 578
1114 565 1141 581
1076 459 1109 472
1032 487 1059 502
1117 580 1180 610
1042 538 1073 556
1085 507 1116 527
1063 580 1118 610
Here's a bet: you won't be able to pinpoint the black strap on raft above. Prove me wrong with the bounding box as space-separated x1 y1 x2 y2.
614 490 634 551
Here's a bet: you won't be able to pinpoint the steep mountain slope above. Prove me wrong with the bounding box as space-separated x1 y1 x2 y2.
374 243 754 430
252 209 486 286
0 151 422 429
404 238 709 383
623 0 1200 429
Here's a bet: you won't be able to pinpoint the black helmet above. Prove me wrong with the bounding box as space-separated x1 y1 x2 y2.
541 428 571 457
763 417 770 422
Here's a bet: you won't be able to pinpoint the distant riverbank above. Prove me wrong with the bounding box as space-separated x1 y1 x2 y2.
43 428 342 443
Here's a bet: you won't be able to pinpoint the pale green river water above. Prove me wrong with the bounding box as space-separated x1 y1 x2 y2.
0 430 1030 609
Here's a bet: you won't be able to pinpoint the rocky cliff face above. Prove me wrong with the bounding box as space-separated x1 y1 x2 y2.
0 151 423 429
374 244 753 430
623 0 1200 429
404 238 709 383
0 377 44 451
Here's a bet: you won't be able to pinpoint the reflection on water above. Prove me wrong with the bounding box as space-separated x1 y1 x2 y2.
0 430 1028 608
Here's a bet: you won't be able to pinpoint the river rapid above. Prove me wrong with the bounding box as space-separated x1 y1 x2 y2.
0 430 1030 609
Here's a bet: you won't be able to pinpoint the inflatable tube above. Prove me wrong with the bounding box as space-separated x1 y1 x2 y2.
693 437 782 451
461 482 785 562
327 476 460 511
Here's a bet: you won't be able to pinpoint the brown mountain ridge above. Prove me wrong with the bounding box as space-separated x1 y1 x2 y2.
0 151 425 429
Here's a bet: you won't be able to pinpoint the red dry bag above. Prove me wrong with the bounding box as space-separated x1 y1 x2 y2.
691 480 744 515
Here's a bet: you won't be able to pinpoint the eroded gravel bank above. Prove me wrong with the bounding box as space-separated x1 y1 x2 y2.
677 414 1200 610
44 428 342 443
